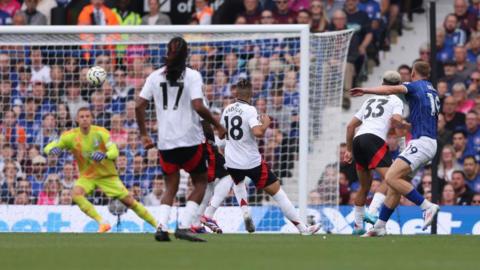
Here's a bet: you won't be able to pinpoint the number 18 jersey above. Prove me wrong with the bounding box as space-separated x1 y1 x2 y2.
221 100 262 170
354 94 404 141
139 67 205 150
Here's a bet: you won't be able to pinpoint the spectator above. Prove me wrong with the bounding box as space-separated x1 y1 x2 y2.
438 144 462 182
17 0 47 25
15 179 32 202
324 0 344 19
193 0 213 25
309 0 328 33
344 0 372 67
11 10 24 25
224 52 247 86
296 9 312 30
463 156 480 193
282 69 299 109
241 0 262 24
397 64 412 83
130 183 143 203
440 183 456 205
454 46 476 82
123 100 137 129
37 173 60 205
438 113 453 150
129 155 150 191
18 98 40 144
260 9 275 24
213 69 230 98
443 14 467 48
90 90 112 129
59 188 72 205
77 0 119 26
451 170 474 205
454 0 476 36
110 114 127 150
417 43 431 63
443 96 466 131
436 28 454 63
453 130 475 165
472 193 480 205
437 80 449 103
1 109 26 146
0 0 20 17
465 111 480 155
112 67 134 113
56 103 73 132
273 0 296 24
27 155 47 197
467 32 480 63
452 83 474 113
467 71 480 97
145 148 162 182
116 153 132 184
60 161 75 189
34 113 58 150
30 47 51 83
64 82 88 121
113 0 141 25
14 191 30 205
141 0 171 25
47 65 65 103
418 174 432 195
1 159 17 203
144 176 165 206
125 129 144 164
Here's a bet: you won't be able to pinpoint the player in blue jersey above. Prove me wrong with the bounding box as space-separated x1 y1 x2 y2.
350 61 441 236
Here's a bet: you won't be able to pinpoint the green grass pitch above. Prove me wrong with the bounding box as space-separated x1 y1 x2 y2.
0 234 478 270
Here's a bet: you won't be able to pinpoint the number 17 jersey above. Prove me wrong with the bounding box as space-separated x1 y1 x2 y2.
354 94 404 141
221 100 262 170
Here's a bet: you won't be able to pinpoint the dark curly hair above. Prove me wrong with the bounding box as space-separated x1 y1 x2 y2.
164 37 188 83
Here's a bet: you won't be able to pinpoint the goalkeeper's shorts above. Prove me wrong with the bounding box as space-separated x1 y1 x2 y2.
75 176 129 199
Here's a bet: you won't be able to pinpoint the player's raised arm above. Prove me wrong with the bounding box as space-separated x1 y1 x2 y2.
350 84 408 97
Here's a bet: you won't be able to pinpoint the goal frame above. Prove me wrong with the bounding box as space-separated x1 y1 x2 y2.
0 25 311 221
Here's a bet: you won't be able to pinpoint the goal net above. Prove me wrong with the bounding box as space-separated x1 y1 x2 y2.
0 26 352 233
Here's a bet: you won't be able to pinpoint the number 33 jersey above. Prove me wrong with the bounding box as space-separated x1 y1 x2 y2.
354 94 404 141
221 100 262 170
139 67 205 150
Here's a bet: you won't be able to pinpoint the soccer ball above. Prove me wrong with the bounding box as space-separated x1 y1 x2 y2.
86 66 107 87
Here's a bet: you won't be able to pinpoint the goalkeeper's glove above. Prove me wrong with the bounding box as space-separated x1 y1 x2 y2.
91 151 106 161
49 147 62 155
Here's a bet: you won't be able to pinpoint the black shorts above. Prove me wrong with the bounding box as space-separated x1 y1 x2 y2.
159 144 207 175
227 160 277 189
352 133 392 171
205 143 229 183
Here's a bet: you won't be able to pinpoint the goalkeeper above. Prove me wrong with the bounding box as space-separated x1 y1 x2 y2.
44 107 157 233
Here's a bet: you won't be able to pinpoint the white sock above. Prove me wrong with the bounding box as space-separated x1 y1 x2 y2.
368 193 386 216
354 206 365 229
158 204 171 231
179 201 199 229
192 183 214 227
204 175 232 218
232 180 250 217
272 188 306 232
420 199 433 210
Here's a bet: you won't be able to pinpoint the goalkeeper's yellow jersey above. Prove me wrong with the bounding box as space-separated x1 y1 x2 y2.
44 125 119 180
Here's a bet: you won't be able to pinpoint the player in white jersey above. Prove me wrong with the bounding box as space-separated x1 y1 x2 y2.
344 71 407 235
136 37 226 242
221 79 320 235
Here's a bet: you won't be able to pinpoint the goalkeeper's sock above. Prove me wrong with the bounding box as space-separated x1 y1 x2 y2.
193 183 214 227
131 200 158 228
354 205 365 229
179 201 199 229
73 196 103 224
272 188 306 232
368 192 386 216
158 204 172 231
204 176 232 218
232 180 250 217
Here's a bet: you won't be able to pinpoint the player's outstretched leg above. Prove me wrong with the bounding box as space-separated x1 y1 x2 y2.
120 195 158 228
72 186 110 233
232 180 255 233
353 169 372 235
191 182 214 233
202 175 233 233
365 167 389 225
264 181 320 235
154 171 181 242
174 171 208 242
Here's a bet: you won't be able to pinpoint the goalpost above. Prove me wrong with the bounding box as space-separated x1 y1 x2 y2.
0 26 352 233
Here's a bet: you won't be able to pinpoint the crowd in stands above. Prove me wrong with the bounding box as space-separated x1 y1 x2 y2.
0 0 424 206
311 0 480 206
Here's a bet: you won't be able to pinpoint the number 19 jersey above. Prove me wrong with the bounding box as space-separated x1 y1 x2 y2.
221 100 262 169
354 94 404 141
139 67 205 150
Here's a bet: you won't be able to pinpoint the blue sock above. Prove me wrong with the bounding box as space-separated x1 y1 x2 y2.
378 204 394 222
405 189 425 206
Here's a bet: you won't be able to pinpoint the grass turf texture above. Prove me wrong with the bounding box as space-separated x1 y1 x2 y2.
0 234 478 270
